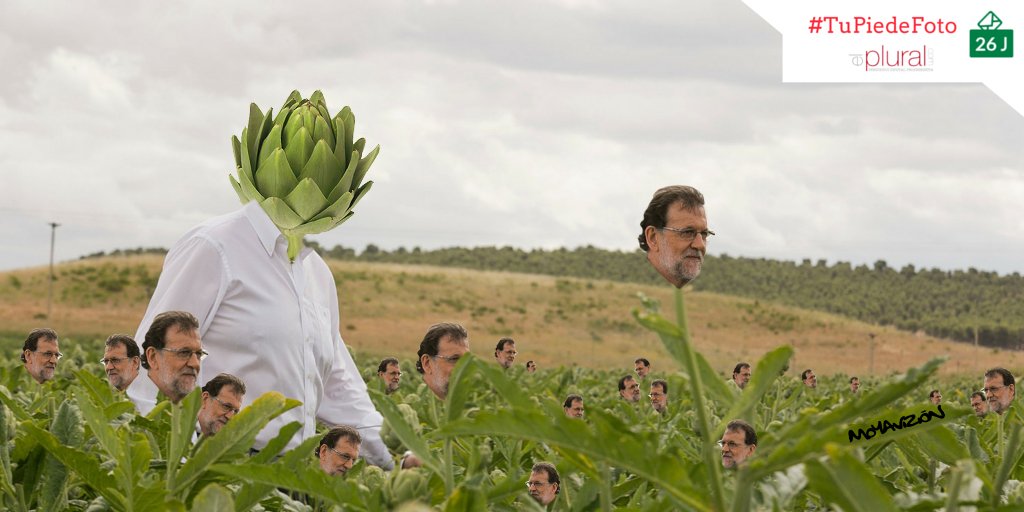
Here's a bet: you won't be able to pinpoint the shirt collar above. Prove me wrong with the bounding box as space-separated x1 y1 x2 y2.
242 201 313 261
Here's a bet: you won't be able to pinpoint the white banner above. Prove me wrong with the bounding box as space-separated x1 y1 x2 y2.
743 0 1023 115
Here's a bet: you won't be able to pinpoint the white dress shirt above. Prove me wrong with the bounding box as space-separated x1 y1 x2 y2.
128 201 392 468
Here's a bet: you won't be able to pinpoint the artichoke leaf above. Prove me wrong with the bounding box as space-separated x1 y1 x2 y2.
231 135 242 169
259 197 304 230
342 110 355 159
257 124 283 168
310 90 326 109
245 103 264 163
239 128 254 184
283 110 305 148
298 140 344 197
332 118 348 169
353 138 366 157
281 90 302 110
229 176 248 204
300 107 317 138
312 115 335 153
273 104 294 127
327 210 357 231
283 216 337 238
335 107 351 127
237 166 265 202
352 144 380 191
312 190 353 222
254 149 298 199
349 181 374 211
283 178 330 222
284 127 315 178
255 107 274 158
327 150 359 203
316 104 332 129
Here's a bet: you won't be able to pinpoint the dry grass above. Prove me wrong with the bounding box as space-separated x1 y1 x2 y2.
1 255 1019 378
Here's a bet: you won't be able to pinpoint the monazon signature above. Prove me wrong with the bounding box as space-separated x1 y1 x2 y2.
848 405 945 442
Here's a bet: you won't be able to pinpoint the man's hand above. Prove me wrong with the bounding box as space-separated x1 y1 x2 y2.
401 451 422 469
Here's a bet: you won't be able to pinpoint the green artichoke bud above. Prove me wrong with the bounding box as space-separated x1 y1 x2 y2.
394 503 433 512
0 403 13 443
360 464 387 489
403 392 421 408
385 467 430 506
229 90 380 261
381 403 422 452
488 468 506 486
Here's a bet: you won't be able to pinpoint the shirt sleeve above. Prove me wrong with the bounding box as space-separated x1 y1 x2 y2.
128 235 228 409
359 428 395 470
318 332 393 469
315 264 393 469
133 234 229 344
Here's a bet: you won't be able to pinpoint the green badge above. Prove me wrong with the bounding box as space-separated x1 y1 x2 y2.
970 11 1013 58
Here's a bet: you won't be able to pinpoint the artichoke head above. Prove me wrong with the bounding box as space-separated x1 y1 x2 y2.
229 90 379 261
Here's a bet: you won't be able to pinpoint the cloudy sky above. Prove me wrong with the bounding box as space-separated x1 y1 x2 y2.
1 0 1022 275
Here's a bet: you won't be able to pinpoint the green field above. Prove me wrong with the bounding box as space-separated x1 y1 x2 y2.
2 282 1022 510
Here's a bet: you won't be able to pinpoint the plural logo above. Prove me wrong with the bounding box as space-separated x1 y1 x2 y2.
848 45 934 71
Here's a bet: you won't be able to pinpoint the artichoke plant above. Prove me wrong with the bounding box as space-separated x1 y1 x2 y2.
230 90 379 260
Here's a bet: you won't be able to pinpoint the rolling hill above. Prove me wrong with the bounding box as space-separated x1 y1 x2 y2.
1 254 1018 378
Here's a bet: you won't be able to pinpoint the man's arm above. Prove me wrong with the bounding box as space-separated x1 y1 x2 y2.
309 253 393 469
319 336 395 470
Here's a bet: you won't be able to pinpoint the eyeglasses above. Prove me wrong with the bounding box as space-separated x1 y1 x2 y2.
659 226 715 242
526 481 552 488
433 354 462 364
717 440 745 450
327 446 356 464
649 393 665 399
99 356 138 365
158 347 208 361
382 371 402 378
983 385 1008 394
211 395 241 415
33 350 63 361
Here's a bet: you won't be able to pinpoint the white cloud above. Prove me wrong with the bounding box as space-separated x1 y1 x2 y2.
37 48 134 109
0 0 1021 275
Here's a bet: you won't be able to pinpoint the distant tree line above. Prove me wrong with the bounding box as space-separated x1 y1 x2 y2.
702 256 1024 350
312 243 1024 350
82 244 1024 350
79 247 168 260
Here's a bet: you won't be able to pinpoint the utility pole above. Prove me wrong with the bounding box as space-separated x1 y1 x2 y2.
47 222 60 319
868 332 876 376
